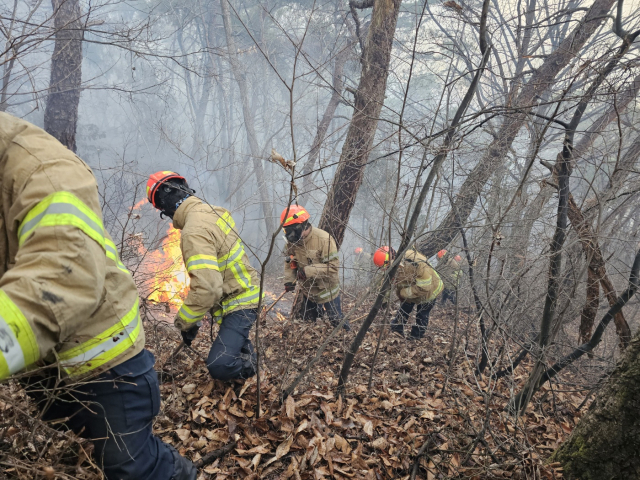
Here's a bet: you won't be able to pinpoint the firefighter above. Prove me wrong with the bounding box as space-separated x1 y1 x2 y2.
281 206 350 330
147 171 260 381
373 246 443 339
436 249 462 306
0 113 196 480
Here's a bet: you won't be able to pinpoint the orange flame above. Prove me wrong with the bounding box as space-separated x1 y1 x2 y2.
137 227 189 310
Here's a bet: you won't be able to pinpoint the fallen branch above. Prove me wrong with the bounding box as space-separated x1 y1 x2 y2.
194 440 238 468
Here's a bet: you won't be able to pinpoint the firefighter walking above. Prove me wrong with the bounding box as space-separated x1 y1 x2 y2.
373 246 443 339
436 249 462 305
281 206 350 330
0 113 196 479
147 172 260 381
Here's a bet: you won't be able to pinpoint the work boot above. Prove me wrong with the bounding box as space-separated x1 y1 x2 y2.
239 341 257 379
409 324 427 340
390 321 405 338
168 445 197 480
331 319 351 331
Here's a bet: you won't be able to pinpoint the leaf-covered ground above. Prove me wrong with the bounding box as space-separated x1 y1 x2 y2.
2 292 588 479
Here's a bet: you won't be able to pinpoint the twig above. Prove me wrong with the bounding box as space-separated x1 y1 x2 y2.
194 440 237 468
410 434 433 480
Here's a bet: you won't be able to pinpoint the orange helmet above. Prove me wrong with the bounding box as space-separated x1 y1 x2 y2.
437 249 448 259
355 247 363 254
373 246 391 267
280 205 310 226
147 171 186 208
454 255 462 262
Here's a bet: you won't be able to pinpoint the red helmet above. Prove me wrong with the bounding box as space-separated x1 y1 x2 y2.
147 171 186 208
373 246 391 267
280 205 310 226
454 255 462 262
355 247 363 254
437 249 448 259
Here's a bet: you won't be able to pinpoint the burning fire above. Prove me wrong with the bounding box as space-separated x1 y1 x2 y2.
135 226 190 310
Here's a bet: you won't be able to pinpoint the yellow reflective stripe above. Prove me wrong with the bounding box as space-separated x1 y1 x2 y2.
218 240 242 264
317 284 340 299
0 290 39 378
186 254 219 273
212 286 262 319
416 276 432 287
59 298 141 377
18 192 105 248
216 211 235 235
322 252 339 263
178 303 207 323
105 238 129 274
218 241 252 289
285 209 308 224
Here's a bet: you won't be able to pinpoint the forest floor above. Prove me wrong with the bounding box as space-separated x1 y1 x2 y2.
1 287 591 479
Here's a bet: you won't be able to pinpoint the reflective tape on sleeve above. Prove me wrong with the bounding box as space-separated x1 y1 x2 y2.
415 277 432 287
323 252 339 263
186 254 219 272
105 238 129 274
18 192 105 248
59 297 141 377
0 291 39 379
216 211 236 235
177 303 207 323
317 284 340 300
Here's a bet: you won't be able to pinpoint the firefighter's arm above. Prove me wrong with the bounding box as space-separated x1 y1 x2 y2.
303 236 339 280
283 246 297 284
0 160 107 380
175 227 223 331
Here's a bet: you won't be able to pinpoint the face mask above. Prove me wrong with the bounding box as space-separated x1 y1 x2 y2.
156 181 193 218
284 224 305 243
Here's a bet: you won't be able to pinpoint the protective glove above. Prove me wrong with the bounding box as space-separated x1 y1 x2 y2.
297 268 307 281
284 282 296 293
399 287 412 300
181 324 200 347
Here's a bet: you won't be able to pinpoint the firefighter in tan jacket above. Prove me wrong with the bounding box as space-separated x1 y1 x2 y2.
373 246 443 339
281 206 350 330
147 172 260 380
0 114 196 480
436 249 462 305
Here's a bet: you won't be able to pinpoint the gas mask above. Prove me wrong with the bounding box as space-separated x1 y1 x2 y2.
284 222 307 244
155 180 195 218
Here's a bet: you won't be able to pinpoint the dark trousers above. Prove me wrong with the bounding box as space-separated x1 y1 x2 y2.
441 289 457 305
302 295 343 323
26 350 196 480
207 308 257 381
391 300 436 338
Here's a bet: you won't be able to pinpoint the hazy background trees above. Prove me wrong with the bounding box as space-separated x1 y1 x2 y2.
3 0 640 475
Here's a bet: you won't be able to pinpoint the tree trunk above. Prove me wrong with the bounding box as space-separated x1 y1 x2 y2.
417 0 616 258
579 268 600 345
318 0 401 247
300 45 351 202
220 0 275 236
553 327 640 479
44 0 83 151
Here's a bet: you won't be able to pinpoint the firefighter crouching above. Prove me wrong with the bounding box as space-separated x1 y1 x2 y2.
147 171 260 381
281 206 350 330
436 249 462 306
0 113 196 480
373 246 443 339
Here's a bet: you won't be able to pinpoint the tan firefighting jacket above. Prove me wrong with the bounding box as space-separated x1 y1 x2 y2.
436 254 462 290
395 249 443 304
0 112 144 381
172 196 260 329
284 226 340 303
